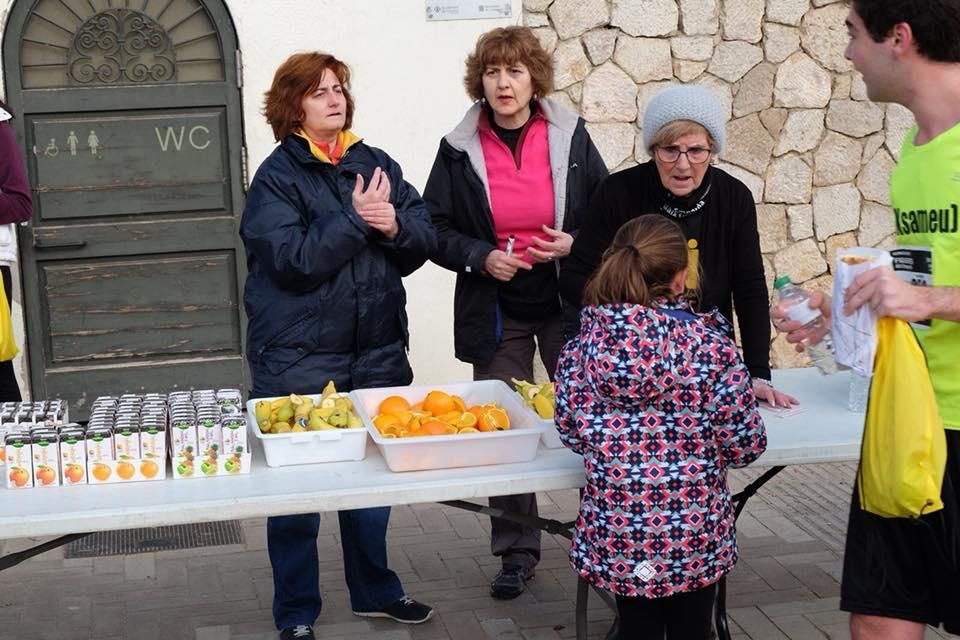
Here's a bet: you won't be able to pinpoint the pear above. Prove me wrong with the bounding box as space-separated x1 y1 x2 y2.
255 400 272 423
307 413 336 430
276 405 295 423
334 396 354 411
328 407 350 428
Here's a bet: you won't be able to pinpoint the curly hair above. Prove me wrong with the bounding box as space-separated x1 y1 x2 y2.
463 26 554 102
263 52 355 141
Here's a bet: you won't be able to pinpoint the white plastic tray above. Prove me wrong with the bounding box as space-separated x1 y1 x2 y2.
351 380 547 472
245 395 367 468
539 418 563 449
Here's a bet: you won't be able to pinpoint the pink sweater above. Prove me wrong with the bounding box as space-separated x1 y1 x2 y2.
479 113 555 264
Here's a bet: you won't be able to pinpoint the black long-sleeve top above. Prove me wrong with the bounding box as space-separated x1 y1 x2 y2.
558 161 771 380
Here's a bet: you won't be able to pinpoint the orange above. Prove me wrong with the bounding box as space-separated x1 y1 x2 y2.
116 461 136 480
419 419 457 436
380 424 401 437
478 407 511 432
92 463 111 482
410 401 425 411
423 390 456 416
435 410 463 424
457 426 479 434
378 395 411 415
467 405 485 420
140 460 159 479
451 395 467 412
373 413 401 431
457 412 478 428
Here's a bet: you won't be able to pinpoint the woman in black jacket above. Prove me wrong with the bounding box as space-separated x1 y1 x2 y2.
559 84 796 408
240 52 436 640
423 26 607 600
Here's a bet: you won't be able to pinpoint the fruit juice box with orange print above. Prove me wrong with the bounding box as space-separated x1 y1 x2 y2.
139 422 166 459
88 456 167 484
60 426 86 485
5 432 33 489
113 423 140 460
31 430 61 488
85 427 114 462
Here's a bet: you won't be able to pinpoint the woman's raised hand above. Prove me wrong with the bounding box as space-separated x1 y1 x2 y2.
526 225 573 263
353 167 399 240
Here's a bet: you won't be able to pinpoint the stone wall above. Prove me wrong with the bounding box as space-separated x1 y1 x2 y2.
525 0 913 367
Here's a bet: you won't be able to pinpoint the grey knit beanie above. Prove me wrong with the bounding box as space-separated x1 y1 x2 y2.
642 84 726 154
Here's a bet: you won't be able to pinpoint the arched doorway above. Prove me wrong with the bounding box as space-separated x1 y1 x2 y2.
2 0 247 417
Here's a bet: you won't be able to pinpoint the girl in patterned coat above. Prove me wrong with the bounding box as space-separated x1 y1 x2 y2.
554 214 767 639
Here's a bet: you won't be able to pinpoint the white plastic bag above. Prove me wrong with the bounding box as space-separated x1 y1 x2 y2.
831 247 892 375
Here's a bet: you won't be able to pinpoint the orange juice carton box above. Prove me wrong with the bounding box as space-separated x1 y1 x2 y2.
60 426 87 485
85 427 114 462
139 421 167 460
5 432 33 489
31 429 60 487
113 423 140 461
88 457 166 485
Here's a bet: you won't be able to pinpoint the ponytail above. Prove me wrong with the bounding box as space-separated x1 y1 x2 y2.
582 214 688 307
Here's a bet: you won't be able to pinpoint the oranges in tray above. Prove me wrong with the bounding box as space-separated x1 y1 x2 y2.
371 390 511 438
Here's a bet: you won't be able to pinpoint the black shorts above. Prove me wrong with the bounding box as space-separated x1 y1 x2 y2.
840 428 960 633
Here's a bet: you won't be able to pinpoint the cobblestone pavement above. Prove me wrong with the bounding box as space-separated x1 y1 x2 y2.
0 462 957 640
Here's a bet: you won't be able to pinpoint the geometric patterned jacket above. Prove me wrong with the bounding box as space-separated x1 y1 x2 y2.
554 299 767 599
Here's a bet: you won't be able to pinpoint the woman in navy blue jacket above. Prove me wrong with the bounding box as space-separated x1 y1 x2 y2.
240 52 436 640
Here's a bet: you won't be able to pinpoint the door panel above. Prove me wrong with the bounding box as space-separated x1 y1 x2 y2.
2 0 247 418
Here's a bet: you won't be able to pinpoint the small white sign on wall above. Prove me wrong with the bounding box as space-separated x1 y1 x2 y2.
425 1 511 21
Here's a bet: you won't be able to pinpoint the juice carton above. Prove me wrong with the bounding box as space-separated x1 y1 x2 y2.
169 415 197 458
197 416 222 459
60 427 87 485
222 416 248 457
140 421 167 459
86 427 114 462
32 430 60 487
113 423 140 460
5 432 33 489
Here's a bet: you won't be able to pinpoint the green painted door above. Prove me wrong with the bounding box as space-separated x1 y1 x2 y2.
2 0 247 418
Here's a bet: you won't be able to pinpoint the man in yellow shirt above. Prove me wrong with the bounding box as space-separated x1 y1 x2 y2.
776 1 960 638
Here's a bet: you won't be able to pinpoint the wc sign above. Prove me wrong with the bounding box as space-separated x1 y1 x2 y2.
155 124 212 151
425 1 511 21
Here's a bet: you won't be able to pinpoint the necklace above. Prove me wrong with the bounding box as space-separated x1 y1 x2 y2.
660 181 712 220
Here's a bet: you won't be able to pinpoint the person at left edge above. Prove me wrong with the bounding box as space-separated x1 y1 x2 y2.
240 52 436 640
0 99 32 401
422 25 608 600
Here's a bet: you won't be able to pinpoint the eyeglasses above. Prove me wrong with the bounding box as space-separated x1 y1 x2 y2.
654 145 712 164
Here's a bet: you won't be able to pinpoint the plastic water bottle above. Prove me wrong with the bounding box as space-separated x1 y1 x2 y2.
773 276 838 375
848 371 871 413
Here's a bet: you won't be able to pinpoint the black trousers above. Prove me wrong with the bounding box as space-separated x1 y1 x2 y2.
616 582 717 640
0 265 22 402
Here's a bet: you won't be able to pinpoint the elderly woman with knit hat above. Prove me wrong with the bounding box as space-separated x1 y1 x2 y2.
559 84 796 408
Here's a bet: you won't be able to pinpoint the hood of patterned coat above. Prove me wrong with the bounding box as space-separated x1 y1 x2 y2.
575 298 735 407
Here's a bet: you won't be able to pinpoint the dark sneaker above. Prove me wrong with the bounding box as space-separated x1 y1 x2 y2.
353 596 434 624
279 625 315 640
490 564 534 599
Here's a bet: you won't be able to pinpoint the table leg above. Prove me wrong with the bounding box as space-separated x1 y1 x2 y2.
714 465 786 640
0 533 91 571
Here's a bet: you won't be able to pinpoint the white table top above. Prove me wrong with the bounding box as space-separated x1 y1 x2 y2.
0 368 863 539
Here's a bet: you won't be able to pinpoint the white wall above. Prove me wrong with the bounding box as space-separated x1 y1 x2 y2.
0 0 524 392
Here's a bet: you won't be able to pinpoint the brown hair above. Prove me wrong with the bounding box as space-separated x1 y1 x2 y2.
647 120 715 154
583 215 690 307
463 26 554 102
263 52 355 142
